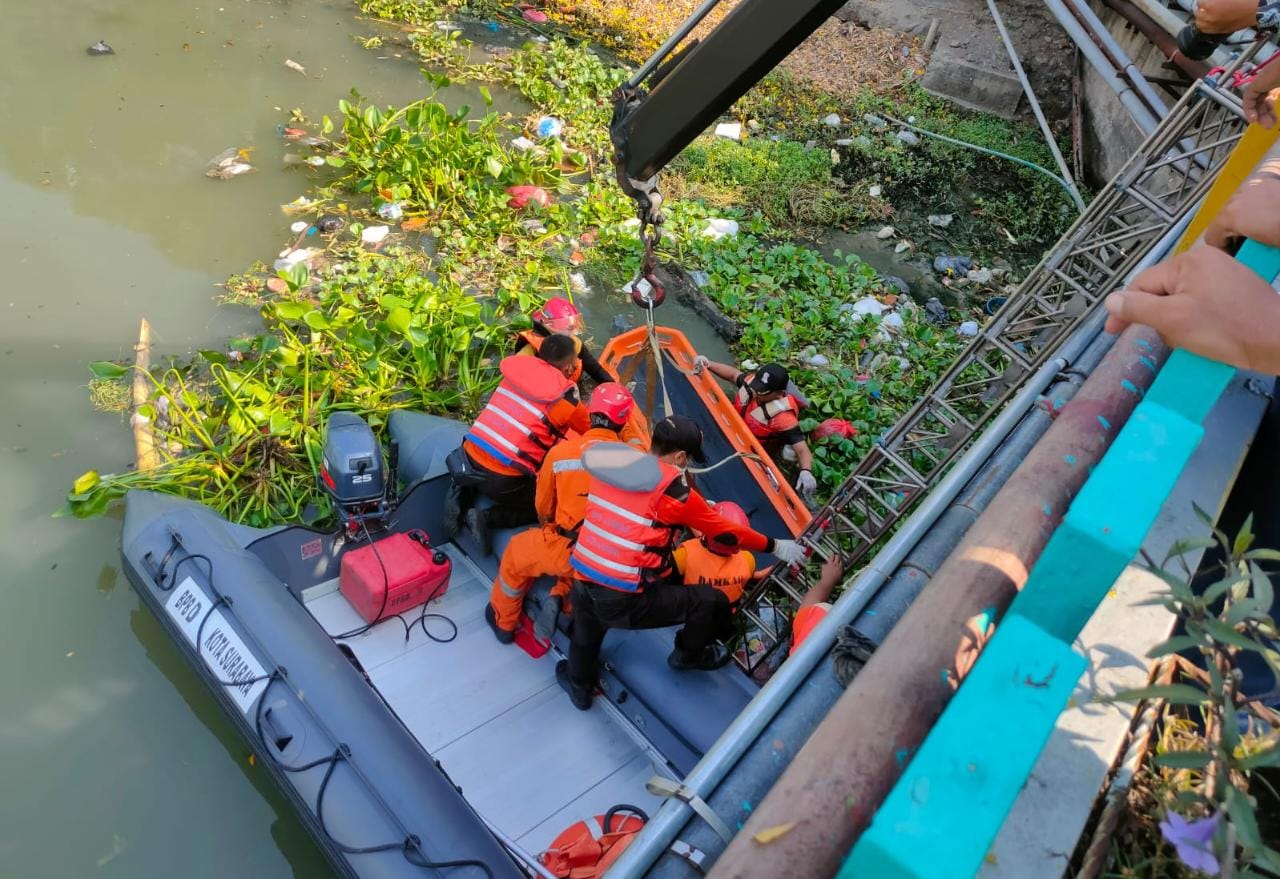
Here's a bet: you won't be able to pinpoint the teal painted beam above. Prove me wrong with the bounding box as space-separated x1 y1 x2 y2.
840 616 1085 879
1005 238 1280 643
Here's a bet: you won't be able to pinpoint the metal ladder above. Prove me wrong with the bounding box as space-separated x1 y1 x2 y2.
736 66 1254 672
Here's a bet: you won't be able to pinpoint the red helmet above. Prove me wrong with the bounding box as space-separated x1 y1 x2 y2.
588 382 634 426
532 297 581 335
706 501 750 556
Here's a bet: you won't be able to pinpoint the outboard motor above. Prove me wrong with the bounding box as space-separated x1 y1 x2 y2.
320 412 398 535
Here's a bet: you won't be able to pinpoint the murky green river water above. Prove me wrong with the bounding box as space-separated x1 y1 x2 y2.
0 1 729 875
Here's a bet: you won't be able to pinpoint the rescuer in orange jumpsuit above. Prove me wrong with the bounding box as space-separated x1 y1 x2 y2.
485 383 642 645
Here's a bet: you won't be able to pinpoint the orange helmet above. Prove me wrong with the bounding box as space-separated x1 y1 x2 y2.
532 297 582 335
706 501 750 556
588 382 634 426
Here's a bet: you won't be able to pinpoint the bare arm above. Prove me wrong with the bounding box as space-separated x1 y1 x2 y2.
799 556 845 607
791 439 814 473
705 360 743 384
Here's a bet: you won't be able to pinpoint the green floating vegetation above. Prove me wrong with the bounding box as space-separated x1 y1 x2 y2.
65 15 1062 525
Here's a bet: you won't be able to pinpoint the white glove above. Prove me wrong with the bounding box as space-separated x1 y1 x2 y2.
796 469 818 497
772 539 807 566
692 355 710 374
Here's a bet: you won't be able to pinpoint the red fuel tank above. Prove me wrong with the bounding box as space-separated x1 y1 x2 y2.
339 530 452 623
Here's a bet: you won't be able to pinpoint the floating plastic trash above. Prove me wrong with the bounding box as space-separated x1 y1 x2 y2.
927 213 953 228
206 147 254 180
984 296 1008 315
284 58 306 75
87 40 114 56
273 248 321 271
689 270 710 288
700 218 739 241
821 113 842 127
850 297 886 318
290 221 309 233
713 122 742 141
484 20 501 31
882 312 905 330
377 202 404 220
958 320 980 337
869 184 883 198
535 117 563 138
521 6 548 23
876 226 895 240
814 418 857 441
316 215 344 233
282 196 313 213
506 185 550 210
511 136 535 151
361 226 390 244
894 130 920 147
933 255 973 275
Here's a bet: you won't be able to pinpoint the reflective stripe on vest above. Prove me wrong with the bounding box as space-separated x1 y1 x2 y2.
464 356 573 474
734 383 800 438
552 458 584 473
680 538 754 604
570 442 680 592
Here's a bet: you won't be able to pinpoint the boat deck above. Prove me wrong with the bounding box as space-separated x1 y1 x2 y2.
304 543 668 855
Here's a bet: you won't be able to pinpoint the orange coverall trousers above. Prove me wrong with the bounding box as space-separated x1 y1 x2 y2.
489 525 574 632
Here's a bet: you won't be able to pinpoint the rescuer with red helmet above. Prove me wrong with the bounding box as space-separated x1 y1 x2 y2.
556 415 809 710
445 334 589 555
516 296 651 449
485 383 642 644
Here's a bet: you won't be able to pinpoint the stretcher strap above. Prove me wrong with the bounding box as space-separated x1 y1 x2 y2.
645 776 733 843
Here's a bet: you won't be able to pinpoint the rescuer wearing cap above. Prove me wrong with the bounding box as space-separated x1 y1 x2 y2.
447 334 589 554
693 357 817 500
556 414 808 710
515 296 651 449
485 382 642 645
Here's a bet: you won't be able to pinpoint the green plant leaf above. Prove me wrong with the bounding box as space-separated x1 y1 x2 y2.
1249 560 1273 610
88 361 129 379
274 301 310 321
1108 683 1207 705
1202 618 1267 652
302 310 331 330
485 156 505 179
288 262 309 292
325 155 346 167
386 306 412 335
1235 513 1256 556
479 85 493 106
198 349 229 365
1228 785 1264 854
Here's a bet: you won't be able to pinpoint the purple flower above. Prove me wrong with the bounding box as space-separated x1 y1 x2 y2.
1159 811 1222 876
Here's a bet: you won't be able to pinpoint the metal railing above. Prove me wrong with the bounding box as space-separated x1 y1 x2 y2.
735 65 1253 672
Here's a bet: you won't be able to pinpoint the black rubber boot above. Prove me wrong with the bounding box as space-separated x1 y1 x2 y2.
442 481 464 538
533 595 562 642
667 642 732 671
484 604 515 645
556 660 592 711
465 507 492 557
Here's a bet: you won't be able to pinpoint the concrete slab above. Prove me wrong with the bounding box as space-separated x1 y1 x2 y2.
979 373 1269 879
921 49 1023 119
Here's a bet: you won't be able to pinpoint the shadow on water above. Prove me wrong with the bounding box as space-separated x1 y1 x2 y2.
127 604 333 877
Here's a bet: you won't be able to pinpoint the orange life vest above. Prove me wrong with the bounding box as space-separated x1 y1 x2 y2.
518 329 585 384
464 356 575 475
539 811 646 879
569 442 682 592
678 538 754 605
789 602 831 655
734 381 801 440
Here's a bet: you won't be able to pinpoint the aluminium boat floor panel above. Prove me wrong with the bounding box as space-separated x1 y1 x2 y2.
304 543 665 854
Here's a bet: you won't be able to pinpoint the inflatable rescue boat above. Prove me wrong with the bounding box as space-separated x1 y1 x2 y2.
119 327 807 878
